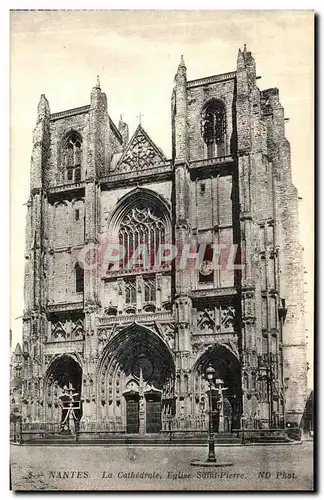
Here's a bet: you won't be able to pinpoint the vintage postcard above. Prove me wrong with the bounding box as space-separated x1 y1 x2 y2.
10 10 314 491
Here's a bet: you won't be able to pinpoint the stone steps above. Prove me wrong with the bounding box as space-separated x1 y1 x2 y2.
20 432 242 446
18 431 292 446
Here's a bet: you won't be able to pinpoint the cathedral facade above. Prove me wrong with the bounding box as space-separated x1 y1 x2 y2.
18 46 308 435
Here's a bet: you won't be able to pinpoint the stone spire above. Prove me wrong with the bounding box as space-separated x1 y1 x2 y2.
95 75 101 90
175 54 187 79
237 47 245 71
14 343 22 355
173 54 188 162
179 54 186 69
37 94 50 122
31 94 50 190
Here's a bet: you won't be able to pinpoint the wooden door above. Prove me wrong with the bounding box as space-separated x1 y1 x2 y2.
126 398 139 434
145 395 161 434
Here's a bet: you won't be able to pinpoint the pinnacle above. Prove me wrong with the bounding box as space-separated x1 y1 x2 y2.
14 342 22 355
237 47 244 60
179 54 186 68
95 75 101 90
37 93 50 118
38 93 48 105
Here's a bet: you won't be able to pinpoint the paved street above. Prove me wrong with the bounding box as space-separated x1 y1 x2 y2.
10 441 313 491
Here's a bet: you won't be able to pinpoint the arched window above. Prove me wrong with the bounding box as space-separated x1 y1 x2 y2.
75 263 84 293
243 372 249 390
64 132 82 183
144 277 156 303
262 333 268 355
200 100 226 159
271 334 278 354
261 376 268 402
118 204 166 269
251 372 256 390
125 279 136 304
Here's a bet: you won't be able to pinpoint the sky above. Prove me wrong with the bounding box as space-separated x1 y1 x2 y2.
10 10 314 386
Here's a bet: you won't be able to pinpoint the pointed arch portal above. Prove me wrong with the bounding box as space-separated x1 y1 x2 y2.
98 323 175 434
44 355 82 423
194 343 242 432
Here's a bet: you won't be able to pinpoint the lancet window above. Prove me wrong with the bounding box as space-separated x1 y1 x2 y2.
144 277 156 303
64 132 82 183
125 279 136 304
75 263 84 294
200 100 226 158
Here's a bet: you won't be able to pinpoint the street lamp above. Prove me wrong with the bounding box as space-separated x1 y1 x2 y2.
262 353 276 428
241 413 245 445
190 364 233 468
206 365 216 463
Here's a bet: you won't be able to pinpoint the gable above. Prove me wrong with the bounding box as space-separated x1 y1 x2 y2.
115 125 166 172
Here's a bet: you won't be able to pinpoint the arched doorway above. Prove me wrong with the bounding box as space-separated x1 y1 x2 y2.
98 323 175 434
44 355 82 423
194 343 241 432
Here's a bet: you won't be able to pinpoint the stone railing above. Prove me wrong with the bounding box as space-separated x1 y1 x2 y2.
187 71 236 88
46 301 84 313
79 419 125 433
190 155 234 171
50 105 90 121
102 265 171 279
190 286 237 300
161 414 208 432
21 422 61 433
97 310 173 326
47 182 85 194
100 162 172 186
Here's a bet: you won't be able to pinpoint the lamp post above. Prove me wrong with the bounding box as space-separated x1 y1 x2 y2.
264 353 275 428
190 365 233 468
206 365 216 463
241 413 245 445
278 298 288 431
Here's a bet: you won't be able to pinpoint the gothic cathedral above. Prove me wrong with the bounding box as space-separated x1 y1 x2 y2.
16 46 308 435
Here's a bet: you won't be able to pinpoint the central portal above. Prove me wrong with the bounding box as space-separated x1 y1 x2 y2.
98 323 175 435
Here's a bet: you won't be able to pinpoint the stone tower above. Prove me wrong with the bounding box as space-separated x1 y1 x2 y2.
19 48 307 433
